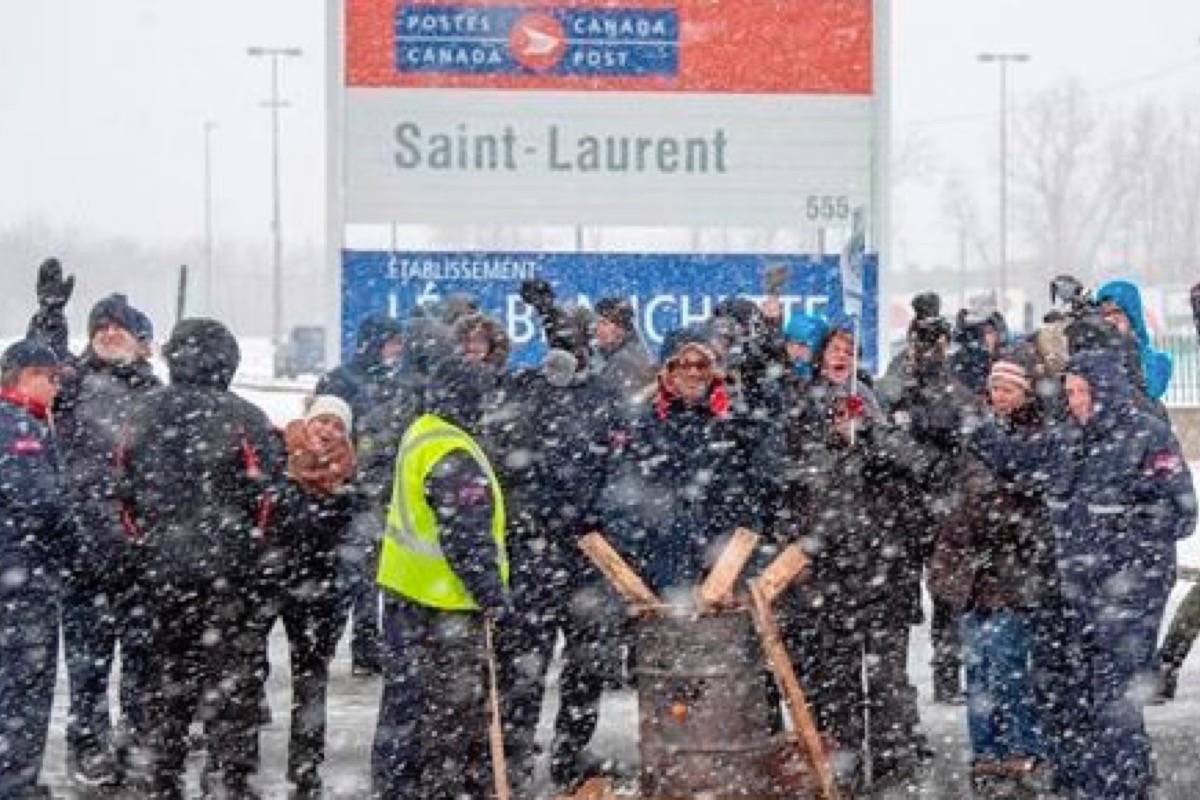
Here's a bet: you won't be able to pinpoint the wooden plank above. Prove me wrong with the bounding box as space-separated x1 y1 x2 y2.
755 543 811 606
561 776 618 799
578 532 662 609
696 527 760 611
484 617 511 800
747 579 842 800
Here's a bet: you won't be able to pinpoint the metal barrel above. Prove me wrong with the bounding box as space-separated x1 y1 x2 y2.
634 609 798 798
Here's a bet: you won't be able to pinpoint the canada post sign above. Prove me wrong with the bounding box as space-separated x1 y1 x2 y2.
341 250 880 370
343 0 877 227
396 5 678 76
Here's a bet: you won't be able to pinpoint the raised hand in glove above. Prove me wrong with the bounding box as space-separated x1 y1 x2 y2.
36 258 75 311
519 278 556 315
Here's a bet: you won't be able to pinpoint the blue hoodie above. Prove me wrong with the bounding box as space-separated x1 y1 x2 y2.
782 313 828 378
1095 279 1172 400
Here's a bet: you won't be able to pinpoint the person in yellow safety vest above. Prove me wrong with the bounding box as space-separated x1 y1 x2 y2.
369 405 511 800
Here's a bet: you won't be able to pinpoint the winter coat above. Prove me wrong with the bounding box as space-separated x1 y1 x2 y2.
315 313 404 439
594 334 656 403
882 361 985 565
480 360 626 604
27 304 161 587
929 402 1059 613
263 480 358 597
0 389 71 597
118 320 285 587
972 349 1196 605
782 378 928 627
602 375 774 594
55 352 159 586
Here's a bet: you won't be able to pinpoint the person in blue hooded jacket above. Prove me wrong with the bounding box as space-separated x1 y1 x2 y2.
972 348 1195 799
1095 279 1172 402
782 312 828 379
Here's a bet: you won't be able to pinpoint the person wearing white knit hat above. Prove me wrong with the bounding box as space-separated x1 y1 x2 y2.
305 394 353 434
273 394 357 797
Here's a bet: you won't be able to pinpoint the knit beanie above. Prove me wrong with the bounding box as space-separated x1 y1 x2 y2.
88 293 144 338
305 394 353 432
989 357 1031 394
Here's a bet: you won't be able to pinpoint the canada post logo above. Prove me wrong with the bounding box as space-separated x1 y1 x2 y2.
396 4 679 76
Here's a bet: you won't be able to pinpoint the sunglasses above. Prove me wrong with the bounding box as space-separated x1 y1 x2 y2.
672 358 713 373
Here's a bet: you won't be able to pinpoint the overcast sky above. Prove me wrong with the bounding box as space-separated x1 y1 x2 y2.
2 0 1199 262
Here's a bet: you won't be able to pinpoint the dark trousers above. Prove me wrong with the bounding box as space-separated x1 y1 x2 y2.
1058 562 1168 799
277 580 349 789
931 596 963 694
371 598 491 800
61 579 152 758
1159 578 1200 675
1028 603 1078 790
342 515 381 669
791 615 922 776
141 579 273 798
0 591 58 797
498 583 621 789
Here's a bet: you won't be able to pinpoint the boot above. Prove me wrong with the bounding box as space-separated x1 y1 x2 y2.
933 666 965 705
1155 663 1179 702
67 745 123 789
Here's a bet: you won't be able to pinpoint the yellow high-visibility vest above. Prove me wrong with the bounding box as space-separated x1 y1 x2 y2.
376 413 508 610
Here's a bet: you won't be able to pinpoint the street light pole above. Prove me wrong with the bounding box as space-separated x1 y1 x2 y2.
247 46 302 345
978 51 1030 313
203 120 216 314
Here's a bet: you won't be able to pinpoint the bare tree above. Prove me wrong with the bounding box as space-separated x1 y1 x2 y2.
1011 80 1136 282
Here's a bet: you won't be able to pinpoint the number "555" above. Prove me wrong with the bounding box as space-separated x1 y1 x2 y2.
805 195 851 221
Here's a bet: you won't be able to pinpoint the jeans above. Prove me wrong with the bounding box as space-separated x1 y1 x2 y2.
961 610 1041 761
0 592 58 797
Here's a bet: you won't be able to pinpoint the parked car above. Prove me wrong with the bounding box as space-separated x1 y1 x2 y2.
274 325 326 378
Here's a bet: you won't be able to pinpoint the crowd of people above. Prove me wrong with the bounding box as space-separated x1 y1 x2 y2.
1 257 1199 800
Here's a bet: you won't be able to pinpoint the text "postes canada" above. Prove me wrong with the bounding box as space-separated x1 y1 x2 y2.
394 123 729 175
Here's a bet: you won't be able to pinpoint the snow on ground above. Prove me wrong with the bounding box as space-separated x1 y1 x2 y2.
31 381 1200 798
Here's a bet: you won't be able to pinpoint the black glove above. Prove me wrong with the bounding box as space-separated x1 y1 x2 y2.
519 278 556 316
36 258 75 311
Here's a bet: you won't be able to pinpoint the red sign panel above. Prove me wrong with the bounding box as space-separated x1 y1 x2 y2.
346 0 873 94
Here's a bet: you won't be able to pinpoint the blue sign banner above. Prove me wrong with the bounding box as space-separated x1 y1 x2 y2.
341 250 880 370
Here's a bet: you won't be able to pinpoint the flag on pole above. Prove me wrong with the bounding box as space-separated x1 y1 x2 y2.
839 207 866 322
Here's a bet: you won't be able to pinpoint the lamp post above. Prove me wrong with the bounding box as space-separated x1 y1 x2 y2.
247 46 302 345
977 51 1030 312
203 120 216 314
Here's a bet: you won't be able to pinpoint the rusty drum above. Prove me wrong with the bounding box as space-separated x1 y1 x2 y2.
634 608 795 798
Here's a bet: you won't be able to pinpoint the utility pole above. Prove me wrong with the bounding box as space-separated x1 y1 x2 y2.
977 51 1030 314
203 120 216 314
247 46 302 345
